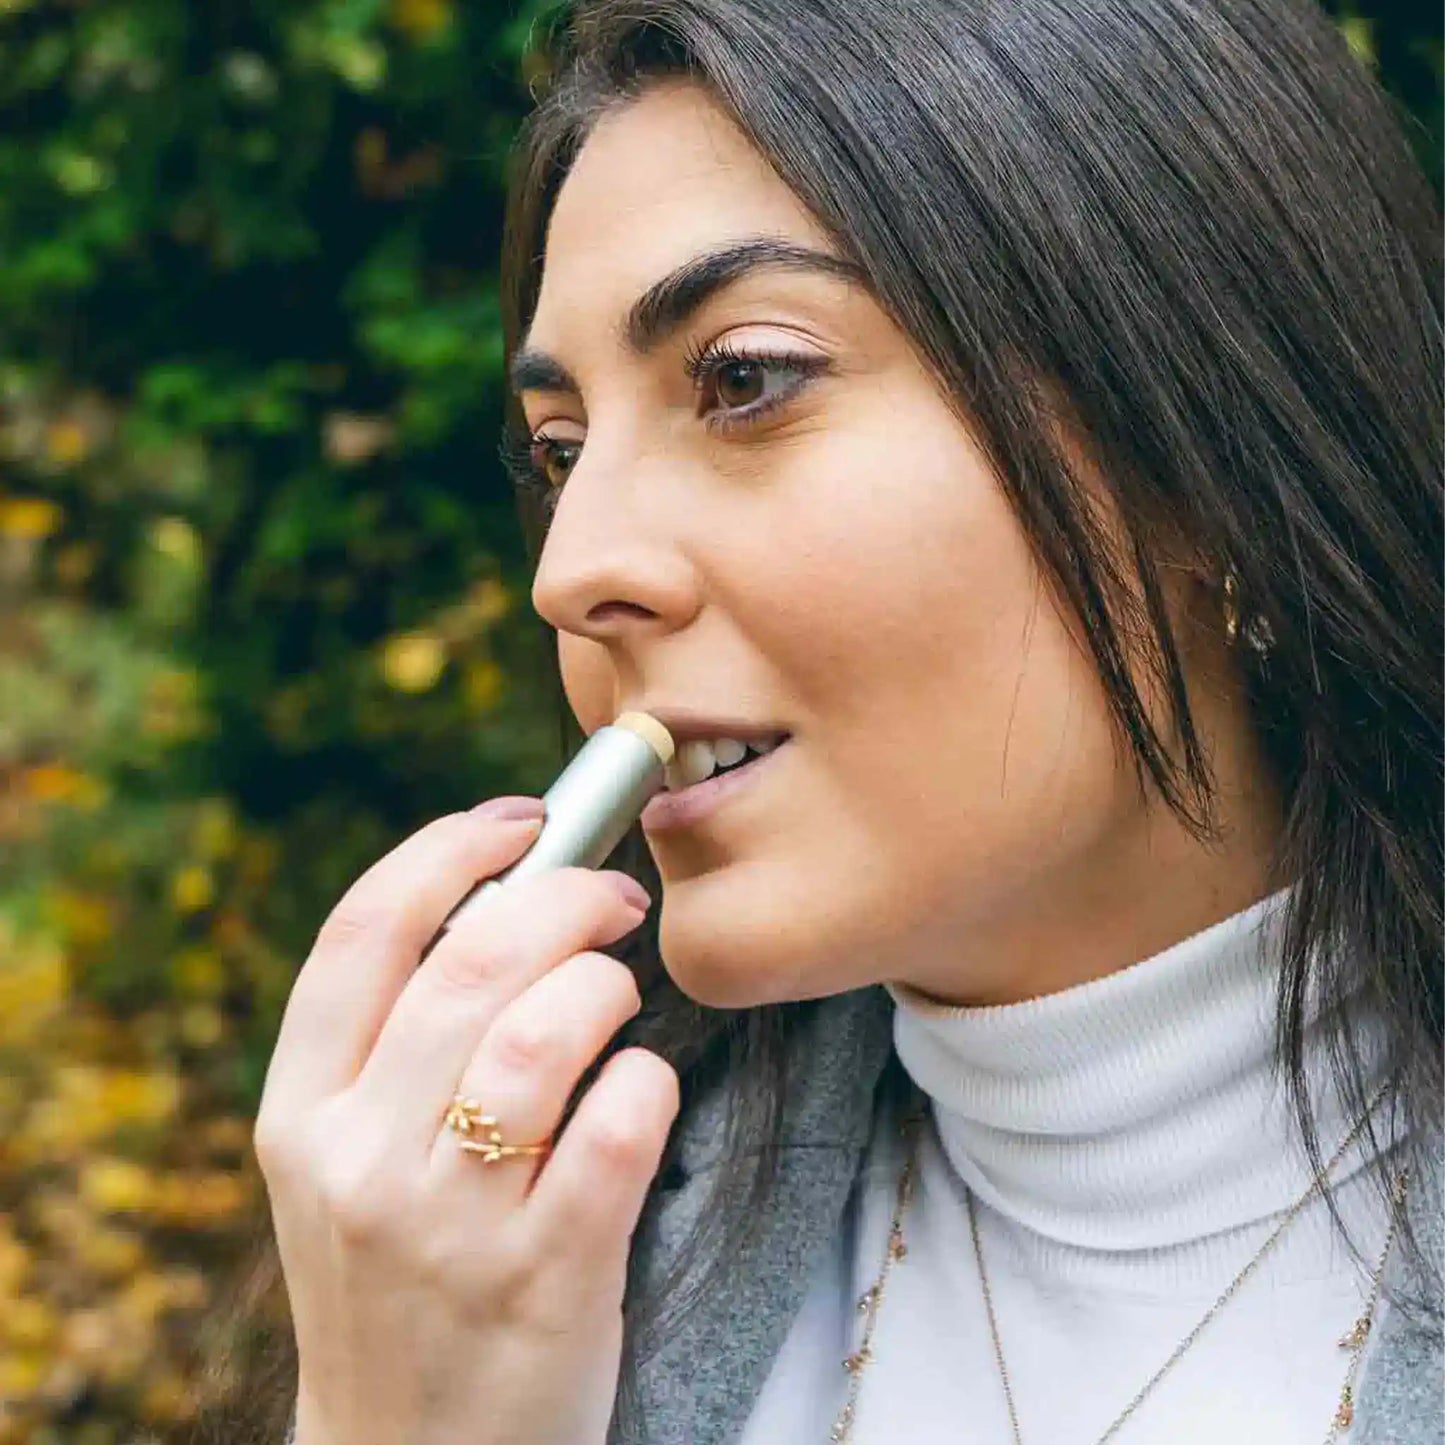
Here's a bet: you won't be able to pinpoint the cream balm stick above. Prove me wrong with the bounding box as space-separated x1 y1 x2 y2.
438 711 675 937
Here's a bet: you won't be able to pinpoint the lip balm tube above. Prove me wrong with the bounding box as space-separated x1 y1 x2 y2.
437 711 675 937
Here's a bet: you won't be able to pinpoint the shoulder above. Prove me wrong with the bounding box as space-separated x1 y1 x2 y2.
1356 1128 1442 1444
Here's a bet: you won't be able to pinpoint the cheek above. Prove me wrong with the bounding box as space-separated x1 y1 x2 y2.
750 413 1129 922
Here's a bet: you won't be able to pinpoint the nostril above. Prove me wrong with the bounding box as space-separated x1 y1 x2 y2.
586 601 655 625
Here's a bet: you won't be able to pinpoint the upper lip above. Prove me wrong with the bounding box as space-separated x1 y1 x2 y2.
627 706 792 749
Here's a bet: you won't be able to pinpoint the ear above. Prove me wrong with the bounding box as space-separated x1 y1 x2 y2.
1149 534 1235 659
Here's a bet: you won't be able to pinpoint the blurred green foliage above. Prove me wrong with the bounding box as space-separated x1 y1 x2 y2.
0 1 573 1437
0 0 1437 1439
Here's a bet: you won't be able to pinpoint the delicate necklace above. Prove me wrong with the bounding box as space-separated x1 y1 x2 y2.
830 1081 1410 1444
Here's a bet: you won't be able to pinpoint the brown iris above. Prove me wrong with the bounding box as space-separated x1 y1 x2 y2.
715 358 765 409
533 438 580 489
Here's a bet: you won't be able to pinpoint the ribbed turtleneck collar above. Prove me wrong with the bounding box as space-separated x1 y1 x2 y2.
885 886 1393 1251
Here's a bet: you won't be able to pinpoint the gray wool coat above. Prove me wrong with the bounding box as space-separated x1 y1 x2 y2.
285 987 1442 1444
613 987 1443 1445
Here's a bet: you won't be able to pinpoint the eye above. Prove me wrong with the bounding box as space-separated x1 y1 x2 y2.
683 337 832 433
499 339 833 514
530 436 581 491
498 432 579 509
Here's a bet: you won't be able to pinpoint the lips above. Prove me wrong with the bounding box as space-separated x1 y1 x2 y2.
640 733 792 831
636 707 792 751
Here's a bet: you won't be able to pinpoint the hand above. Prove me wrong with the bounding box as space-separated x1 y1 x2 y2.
253 797 680 1445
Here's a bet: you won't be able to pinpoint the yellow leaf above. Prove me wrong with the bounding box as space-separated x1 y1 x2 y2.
154 1168 249 1225
381 631 446 692
21 762 106 809
99 1069 180 1127
48 889 114 949
171 864 215 914
150 515 201 566
0 1351 45 1398
236 836 279 887
463 656 505 713
0 1296 58 1350
471 576 511 625
389 0 452 41
178 1003 225 1049
0 496 63 538
141 1367 198 1422
75 1226 145 1280
0 941 66 1046
57 1305 116 1368
143 666 206 741
193 798 238 859
45 419 89 465
171 945 225 998
0 1228 31 1293
79 1158 156 1214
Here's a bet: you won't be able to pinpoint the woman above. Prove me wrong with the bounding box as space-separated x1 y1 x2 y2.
253 1 1442 1441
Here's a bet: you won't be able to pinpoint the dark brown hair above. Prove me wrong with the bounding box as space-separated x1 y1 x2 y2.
206 2 1442 1438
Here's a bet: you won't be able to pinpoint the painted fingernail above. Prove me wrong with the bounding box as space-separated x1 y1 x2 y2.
607 873 652 912
471 796 546 821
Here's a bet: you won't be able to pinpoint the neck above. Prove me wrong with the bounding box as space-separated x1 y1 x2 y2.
893 775 1284 1010
887 885 1396 1250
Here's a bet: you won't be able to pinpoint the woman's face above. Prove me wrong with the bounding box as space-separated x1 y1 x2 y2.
520 81 1278 1008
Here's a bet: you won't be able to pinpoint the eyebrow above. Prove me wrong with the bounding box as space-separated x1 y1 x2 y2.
508 237 869 396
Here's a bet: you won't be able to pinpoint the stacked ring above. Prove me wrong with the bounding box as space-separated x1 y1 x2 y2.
443 1094 552 1164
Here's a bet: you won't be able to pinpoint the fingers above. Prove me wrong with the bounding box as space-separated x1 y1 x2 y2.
426 949 642 1206
520 1047 680 1292
347 866 649 1155
262 805 543 1111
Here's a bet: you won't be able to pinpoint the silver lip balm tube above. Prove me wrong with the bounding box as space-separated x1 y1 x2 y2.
437 711 675 937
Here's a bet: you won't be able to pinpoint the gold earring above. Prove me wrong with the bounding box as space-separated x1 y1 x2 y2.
1221 571 1274 656
1222 571 1242 643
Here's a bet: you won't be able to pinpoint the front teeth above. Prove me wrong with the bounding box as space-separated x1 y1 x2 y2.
664 736 782 790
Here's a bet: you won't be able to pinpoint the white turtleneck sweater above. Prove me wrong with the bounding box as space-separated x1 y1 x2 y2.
738 888 1405 1444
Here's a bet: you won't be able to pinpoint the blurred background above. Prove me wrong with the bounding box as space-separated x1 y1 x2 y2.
0 2 1438 1440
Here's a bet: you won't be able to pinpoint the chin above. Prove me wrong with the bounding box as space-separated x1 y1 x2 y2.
653 878 846 1010
655 913 776 1009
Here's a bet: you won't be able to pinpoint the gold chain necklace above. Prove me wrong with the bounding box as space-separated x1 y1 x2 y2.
830 1080 1409 1444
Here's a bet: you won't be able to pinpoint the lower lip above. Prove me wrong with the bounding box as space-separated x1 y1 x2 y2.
640 739 792 832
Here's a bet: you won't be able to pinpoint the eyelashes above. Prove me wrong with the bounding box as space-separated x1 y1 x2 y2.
499 340 832 515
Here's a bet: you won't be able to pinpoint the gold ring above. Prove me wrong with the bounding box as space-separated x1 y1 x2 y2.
443 1095 551 1164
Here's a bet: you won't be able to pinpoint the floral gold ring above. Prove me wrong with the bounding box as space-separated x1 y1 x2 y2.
442 1095 552 1164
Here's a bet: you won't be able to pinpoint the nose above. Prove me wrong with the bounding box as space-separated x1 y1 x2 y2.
529 447 698 646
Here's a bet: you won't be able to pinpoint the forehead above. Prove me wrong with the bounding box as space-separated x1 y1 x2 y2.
529 81 835 344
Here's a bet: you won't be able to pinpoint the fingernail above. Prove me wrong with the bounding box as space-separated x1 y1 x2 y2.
472 796 546 822
606 872 652 912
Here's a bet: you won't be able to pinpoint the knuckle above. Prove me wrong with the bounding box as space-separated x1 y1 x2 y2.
610 957 644 1011
641 1051 682 1113
250 1115 292 1176
315 1151 398 1240
429 930 518 994
488 1017 559 1076
584 1116 654 1172
576 950 641 1012
314 900 391 956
